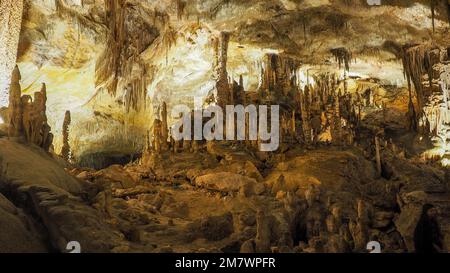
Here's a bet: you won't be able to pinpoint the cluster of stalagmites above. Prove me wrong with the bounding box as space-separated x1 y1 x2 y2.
7 66 53 151
147 33 363 156
239 190 404 254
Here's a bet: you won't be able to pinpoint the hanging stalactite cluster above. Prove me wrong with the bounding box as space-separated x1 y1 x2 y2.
330 47 352 72
325 13 348 35
401 44 450 165
55 0 106 35
95 0 126 96
401 43 440 115
95 0 160 112
176 0 187 21
123 59 149 112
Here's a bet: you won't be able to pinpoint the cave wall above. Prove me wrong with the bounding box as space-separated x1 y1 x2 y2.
0 0 24 111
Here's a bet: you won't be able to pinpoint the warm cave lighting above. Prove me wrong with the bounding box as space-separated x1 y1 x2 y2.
1 1 450 267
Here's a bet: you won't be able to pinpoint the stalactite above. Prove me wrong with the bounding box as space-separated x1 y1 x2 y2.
401 44 440 117
176 0 187 21
123 59 148 112
61 111 72 161
158 25 177 65
95 0 126 96
55 0 105 34
95 1 159 113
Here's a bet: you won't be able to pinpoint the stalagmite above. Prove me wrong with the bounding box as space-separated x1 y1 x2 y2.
161 102 169 151
8 66 23 137
332 93 342 145
61 111 72 161
30 84 48 148
301 96 312 145
152 119 163 154
8 68 53 151
375 136 382 177
214 32 231 108
21 95 32 141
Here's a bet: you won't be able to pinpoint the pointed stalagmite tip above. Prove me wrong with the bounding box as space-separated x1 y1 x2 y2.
41 83 47 93
11 65 21 82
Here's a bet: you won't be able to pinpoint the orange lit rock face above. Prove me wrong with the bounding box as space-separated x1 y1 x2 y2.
0 0 449 254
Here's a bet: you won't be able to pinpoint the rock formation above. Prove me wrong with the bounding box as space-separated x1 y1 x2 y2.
0 0 449 255
61 111 72 161
7 66 53 151
0 0 23 108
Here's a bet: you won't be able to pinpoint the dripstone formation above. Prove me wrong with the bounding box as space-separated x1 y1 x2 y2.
8 66 53 151
0 0 449 254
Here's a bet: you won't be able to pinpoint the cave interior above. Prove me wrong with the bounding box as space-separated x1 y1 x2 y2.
0 0 450 253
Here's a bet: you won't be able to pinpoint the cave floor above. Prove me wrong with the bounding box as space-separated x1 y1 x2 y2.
1 136 449 253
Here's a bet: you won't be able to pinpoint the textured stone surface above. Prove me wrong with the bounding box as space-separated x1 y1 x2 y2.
0 0 23 108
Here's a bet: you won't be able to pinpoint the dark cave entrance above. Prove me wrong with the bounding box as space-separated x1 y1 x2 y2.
77 152 142 170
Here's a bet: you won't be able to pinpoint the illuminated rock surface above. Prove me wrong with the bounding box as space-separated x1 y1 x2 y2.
0 0 449 253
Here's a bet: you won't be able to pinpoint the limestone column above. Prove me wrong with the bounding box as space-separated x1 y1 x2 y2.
61 111 72 161
375 136 382 177
152 119 162 154
8 65 23 137
0 0 24 111
215 32 231 108
161 102 169 150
